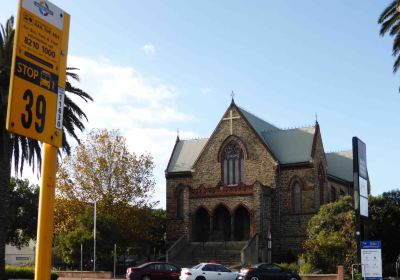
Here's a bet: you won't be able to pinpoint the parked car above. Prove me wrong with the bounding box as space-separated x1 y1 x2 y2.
180 262 238 280
237 263 301 280
126 261 181 280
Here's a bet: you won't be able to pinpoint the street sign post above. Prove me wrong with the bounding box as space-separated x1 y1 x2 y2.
6 1 70 280
6 0 70 147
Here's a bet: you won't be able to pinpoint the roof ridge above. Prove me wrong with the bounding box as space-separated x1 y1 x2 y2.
180 137 209 141
326 150 352 154
262 124 315 134
237 105 280 129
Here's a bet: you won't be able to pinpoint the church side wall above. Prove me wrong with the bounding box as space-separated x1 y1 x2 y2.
166 177 193 242
327 180 352 201
274 166 317 259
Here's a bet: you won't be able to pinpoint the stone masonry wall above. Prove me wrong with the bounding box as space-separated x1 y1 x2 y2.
192 106 277 189
166 177 193 241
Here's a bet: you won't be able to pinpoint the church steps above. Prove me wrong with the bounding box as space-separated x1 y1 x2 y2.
169 241 245 268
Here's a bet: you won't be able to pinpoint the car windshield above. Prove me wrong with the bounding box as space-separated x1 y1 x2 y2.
191 264 202 269
136 262 152 268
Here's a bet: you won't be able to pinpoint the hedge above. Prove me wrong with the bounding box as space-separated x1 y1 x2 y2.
5 265 58 280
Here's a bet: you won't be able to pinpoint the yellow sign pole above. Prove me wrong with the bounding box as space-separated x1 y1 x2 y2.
34 144 58 280
6 1 69 277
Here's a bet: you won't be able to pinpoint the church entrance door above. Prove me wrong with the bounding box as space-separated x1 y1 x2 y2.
193 207 210 242
213 205 231 241
234 205 250 241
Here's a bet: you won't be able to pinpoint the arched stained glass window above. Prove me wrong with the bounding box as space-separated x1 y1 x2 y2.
221 141 244 185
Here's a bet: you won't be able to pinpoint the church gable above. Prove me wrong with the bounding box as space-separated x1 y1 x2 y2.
191 102 277 188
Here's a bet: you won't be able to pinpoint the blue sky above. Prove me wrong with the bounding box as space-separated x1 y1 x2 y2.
2 1 399 208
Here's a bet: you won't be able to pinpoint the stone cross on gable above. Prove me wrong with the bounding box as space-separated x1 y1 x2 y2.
222 109 240 135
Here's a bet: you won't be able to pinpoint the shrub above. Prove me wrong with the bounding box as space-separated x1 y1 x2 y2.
299 262 313 274
5 265 58 280
278 262 299 273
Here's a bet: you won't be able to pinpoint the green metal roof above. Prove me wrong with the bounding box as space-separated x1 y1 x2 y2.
166 138 208 173
326 151 353 182
261 127 315 164
238 106 315 164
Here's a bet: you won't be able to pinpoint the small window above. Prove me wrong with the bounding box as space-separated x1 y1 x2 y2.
331 186 337 202
293 182 301 213
177 189 184 219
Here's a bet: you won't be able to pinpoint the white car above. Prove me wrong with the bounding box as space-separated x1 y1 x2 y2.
180 263 238 280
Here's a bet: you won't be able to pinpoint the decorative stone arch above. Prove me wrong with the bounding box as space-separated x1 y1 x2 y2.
192 206 211 242
212 203 232 241
218 136 248 186
233 203 251 241
289 176 304 213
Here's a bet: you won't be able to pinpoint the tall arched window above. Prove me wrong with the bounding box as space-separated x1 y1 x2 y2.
292 181 302 213
177 189 184 219
221 141 244 185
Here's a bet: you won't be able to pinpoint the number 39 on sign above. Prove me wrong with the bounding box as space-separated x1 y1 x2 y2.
6 0 70 148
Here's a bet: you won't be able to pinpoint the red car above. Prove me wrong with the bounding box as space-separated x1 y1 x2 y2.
126 262 181 280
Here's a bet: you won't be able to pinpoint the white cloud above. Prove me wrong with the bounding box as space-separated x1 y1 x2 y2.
200 87 211 95
60 55 198 208
142 44 155 56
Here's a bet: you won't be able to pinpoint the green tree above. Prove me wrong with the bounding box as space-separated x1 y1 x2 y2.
54 209 120 270
55 129 157 266
378 1 400 91
7 178 39 248
0 16 92 279
304 196 356 273
369 189 400 274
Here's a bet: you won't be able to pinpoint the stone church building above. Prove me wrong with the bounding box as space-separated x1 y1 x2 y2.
165 100 355 262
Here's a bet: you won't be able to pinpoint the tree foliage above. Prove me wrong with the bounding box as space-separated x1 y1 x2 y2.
378 1 400 91
54 129 163 269
54 209 119 270
7 178 38 248
369 189 400 269
304 196 356 273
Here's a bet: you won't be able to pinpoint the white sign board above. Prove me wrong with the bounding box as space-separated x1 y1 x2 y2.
361 241 382 280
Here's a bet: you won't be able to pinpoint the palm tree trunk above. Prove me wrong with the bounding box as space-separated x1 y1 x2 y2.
0 125 11 280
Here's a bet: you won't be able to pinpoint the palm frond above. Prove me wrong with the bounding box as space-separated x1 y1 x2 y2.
380 12 400 36
65 81 93 102
393 54 400 73
378 1 397 24
392 32 400 57
389 21 400 36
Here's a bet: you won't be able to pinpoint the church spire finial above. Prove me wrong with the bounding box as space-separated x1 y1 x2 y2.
315 113 319 125
176 129 180 142
231 90 235 104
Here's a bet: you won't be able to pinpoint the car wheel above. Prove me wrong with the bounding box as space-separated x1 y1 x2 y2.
289 278 298 280
195 277 206 280
142 276 151 280
250 277 260 280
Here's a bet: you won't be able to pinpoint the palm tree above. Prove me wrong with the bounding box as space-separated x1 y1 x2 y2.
378 0 400 90
0 16 93 279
